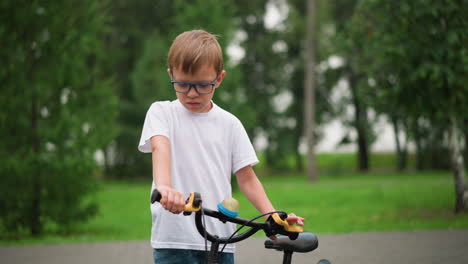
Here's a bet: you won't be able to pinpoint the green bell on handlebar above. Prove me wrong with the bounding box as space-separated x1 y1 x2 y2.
217 197 240 217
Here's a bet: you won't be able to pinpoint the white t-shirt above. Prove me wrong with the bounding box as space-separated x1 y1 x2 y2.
138 99 259 253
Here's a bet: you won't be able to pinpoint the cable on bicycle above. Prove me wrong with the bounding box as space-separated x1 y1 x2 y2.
201 207 208 252
218 210 288 254
201 206 215 263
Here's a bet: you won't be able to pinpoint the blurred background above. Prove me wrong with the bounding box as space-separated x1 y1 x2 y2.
1 0 467 244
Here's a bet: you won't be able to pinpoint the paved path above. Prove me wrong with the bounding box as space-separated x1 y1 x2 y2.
1 229 467 264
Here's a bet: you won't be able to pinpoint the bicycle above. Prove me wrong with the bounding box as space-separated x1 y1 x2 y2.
151 189 331 264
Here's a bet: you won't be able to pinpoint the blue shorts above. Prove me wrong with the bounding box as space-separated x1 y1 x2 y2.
153 248 234 264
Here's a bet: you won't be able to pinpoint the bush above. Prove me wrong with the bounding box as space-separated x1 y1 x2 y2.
0 153 99 237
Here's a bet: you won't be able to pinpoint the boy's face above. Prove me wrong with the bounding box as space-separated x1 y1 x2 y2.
168 64 225 113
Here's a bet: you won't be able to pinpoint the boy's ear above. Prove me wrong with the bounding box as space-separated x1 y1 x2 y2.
215 70 226 88
167 68 172 77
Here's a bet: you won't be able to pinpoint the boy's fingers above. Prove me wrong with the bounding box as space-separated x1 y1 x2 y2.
295 217 304 226
288 217 303 225
166 191 175 212
157 187 184 214
173 192 185 214
159 191 168 208
164 190 185 214
158 186 170 208
286 214 305 226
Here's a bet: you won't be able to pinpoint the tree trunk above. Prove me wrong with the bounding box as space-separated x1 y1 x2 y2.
391 115 407 171
449 115 468 213
356 110 369 171
29 52 42 236
413 121 425 170
464 118 468 170
349 70 369 172
31 89 42 236
304 0 317 181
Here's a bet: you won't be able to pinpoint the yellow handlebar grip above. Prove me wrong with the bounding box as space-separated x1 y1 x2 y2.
272 213 303 233
184 192 202 212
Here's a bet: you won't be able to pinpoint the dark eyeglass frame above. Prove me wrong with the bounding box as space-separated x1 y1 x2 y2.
170 74 219 94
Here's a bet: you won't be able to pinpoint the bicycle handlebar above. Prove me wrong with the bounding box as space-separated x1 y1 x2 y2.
150 189 302 244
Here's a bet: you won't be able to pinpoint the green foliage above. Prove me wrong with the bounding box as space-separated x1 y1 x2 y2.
0 0 117 236
357 0 468 118
351 0 468 170
0 155 99 235
171 0 237 40
132 32 174 105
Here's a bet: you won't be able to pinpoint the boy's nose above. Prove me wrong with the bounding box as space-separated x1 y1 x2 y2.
187 86 199 97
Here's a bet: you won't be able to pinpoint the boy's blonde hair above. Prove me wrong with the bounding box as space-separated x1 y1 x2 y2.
168 29 224 75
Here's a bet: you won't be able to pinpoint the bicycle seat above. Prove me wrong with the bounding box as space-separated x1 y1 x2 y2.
264 232 318 253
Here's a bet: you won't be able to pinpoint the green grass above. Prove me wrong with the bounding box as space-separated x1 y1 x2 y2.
2 170 467 245
255 152 417 176
315 152 417 174
1 182 152 245
236 171 468 235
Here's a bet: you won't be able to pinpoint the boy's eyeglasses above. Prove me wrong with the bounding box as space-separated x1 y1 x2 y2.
171 75 219 94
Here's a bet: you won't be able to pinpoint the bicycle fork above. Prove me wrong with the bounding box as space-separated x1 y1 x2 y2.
205 235 220 264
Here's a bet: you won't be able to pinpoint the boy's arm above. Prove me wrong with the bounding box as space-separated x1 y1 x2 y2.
151 135 185 214
236 165 305 225
235 165 275 218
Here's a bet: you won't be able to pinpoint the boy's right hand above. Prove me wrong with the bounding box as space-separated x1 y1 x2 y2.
157 185 186 214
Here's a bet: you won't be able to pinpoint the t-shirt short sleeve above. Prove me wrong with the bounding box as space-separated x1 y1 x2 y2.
231 118 259 173
138 102 170 153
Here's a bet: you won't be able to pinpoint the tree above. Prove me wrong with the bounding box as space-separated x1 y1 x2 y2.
0 0 117 235
355 0 468 211
234 0 289 169
328 0 375 172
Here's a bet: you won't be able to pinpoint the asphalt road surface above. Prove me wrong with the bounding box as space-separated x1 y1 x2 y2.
1 229 467 264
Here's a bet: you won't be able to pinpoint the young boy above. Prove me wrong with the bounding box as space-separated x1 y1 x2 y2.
138 29 304 264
